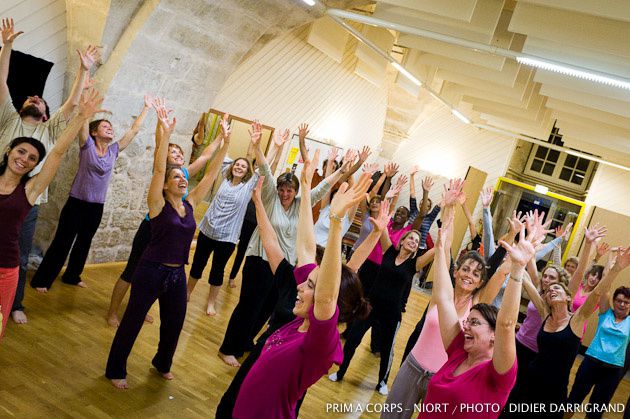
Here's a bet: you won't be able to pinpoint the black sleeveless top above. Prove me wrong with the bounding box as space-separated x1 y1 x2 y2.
526 315 581 405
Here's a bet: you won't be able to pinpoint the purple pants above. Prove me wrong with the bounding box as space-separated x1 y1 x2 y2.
106 260 187 379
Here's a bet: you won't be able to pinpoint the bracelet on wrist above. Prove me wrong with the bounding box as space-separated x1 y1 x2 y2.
329 213 343 223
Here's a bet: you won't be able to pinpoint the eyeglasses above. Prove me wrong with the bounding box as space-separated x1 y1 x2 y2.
614 299 630 306
463 318 488 327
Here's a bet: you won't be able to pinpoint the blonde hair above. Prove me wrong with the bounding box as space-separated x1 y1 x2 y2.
396 230 421 258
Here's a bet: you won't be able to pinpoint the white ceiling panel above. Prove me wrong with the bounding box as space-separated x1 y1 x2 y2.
519 0 630 24
377 0 479 22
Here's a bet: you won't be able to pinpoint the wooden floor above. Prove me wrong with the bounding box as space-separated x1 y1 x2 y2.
1 253 628 418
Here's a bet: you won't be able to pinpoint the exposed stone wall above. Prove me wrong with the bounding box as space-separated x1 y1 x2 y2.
35 0 328 263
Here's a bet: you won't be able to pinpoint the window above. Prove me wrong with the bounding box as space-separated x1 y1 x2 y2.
524 144 596 191
559 154 590 186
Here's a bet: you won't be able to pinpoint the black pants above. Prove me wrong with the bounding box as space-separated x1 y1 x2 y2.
12 204 38 311
190 232 236 285
567 355 625 419
216 327 305 418
501 339 539 418
229 219 256 280
219 256 277 357
120 218 151 283
106 260 187 379
31 197 104 289
358 260 382 353
337 307 400 386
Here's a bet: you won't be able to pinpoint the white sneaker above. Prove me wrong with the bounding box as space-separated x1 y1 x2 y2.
376 381 388 395
328 372 338 382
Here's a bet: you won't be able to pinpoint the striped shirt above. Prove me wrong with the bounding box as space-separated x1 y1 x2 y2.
420 205 440 249
245 162 331 265
198 162 259 244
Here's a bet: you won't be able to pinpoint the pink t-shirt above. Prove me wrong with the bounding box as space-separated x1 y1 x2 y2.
412 302 472 372
420 332 517 419
233 266 343 419
367 220 413 264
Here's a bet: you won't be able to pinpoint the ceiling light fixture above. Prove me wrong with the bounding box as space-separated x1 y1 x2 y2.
391 62 422 86
302 0 316 5
516 57 630 90
451 109 471 124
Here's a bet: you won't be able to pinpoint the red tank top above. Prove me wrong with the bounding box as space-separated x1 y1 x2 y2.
0 181 33 268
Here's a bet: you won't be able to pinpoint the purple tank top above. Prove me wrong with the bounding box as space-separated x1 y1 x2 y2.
142 200 196 265
516 301 542 352
0 182 33 268
69 136 119 203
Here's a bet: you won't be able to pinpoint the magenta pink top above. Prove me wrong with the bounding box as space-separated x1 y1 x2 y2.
515 301 542 353
233 264 343 419
572 282 597 340
412 301 472 372
367 220 413 264
420 332 517 419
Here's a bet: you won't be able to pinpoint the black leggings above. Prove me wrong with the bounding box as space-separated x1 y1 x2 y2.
219 256 277 357
567 355 625 419
189 232 235 286
31 197 103 289
337 308 400 386
229 219 256 280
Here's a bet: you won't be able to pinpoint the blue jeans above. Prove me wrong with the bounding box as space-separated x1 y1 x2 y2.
12 205 39 312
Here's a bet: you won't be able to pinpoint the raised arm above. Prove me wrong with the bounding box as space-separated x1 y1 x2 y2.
415 248 435 272
252 176 284 273
494 223 541 374
117 95 153 151
314 173 371 321
347 200 390 272
248 121 276 206
380 162 398 198
569 225 607 296
341 146 370 184
26 89 104 204
573 246 629 335
598 248 620 314
411 175 434 231
186 117 230 208
477 257 512 305
59 45 98 119
319 148 339 209
522 272 548 318
433 213 461 349
147 105 175 217
297 123 309 163
269 128 289 174
296 148 320 266
0 18 23 104
187 113 225 177
480 187 495 258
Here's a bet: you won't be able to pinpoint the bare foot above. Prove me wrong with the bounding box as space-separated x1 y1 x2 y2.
229 279 237 288
35 287 48 293
218 352 241 367
77 281 87 288
11 310 27 324
110 378 128 389
106 315 119 327
144 314 154 323
159 371 174 380
206 303 216 316
151 367 174 380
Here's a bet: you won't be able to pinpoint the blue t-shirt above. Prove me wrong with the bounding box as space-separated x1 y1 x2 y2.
585 308 630 367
